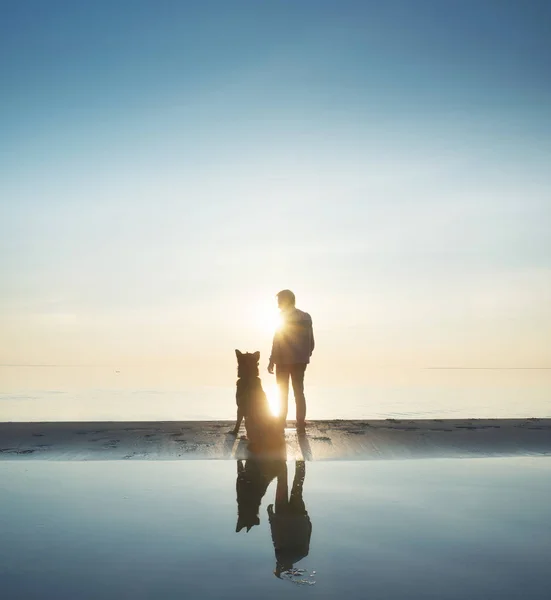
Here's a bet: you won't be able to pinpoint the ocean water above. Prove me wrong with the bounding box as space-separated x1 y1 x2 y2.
1 457 550 599
0 366 549 421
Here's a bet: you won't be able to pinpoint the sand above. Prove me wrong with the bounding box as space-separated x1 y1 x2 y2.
1 418 550 460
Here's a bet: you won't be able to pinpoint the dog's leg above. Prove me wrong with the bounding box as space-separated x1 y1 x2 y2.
229 408 244 435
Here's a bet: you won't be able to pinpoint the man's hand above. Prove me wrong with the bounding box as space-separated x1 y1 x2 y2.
267 361 274 374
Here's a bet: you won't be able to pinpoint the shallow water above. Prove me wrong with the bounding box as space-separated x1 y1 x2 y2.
2 457 550 599
1 366 550 421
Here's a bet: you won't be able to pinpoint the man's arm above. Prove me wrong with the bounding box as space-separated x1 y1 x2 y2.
268 332 277 374
309 320 315 355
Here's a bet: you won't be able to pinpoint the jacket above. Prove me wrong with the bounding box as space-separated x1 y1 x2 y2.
269 308 315 365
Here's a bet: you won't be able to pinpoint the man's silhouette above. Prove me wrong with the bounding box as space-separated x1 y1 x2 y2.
267 461 312 578
268 290 314 434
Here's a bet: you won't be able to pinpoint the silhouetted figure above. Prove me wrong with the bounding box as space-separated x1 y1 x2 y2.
231 350 284 454
235 458 286 533
268 460 312 577
230 350 262 436
268 290 315 434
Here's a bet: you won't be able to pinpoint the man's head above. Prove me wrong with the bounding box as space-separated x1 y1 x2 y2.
276 289 295 310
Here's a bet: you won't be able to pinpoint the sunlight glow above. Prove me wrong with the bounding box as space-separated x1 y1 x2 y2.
266 381 280 417
253 305 282 336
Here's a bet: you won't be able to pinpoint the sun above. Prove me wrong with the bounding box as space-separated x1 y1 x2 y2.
254 305 282 335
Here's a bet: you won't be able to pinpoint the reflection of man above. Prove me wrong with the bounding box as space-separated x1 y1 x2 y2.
267 461 312 578
268 290 315 434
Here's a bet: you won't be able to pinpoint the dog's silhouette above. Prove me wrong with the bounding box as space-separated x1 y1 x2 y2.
233 350 284 455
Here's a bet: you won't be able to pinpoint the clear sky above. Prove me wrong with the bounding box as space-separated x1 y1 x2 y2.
1 0 550 383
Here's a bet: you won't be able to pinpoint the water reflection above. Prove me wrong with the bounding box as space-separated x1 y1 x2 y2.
235 459 283 532
269 461 312 577
235 458 312 577
2 459 551 598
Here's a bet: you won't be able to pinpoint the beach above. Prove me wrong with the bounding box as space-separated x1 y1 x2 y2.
3 0 550 596
1 418 550 460
2 419 551 598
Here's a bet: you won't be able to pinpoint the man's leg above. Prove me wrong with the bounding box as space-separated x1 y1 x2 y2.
267 463 291 577
274 461 289 514
275 365 290 424
290 363 307 430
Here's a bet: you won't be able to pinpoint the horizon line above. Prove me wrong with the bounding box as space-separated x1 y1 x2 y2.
1 364 550 370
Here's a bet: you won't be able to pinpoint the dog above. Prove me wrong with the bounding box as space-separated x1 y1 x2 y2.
231 349 284 455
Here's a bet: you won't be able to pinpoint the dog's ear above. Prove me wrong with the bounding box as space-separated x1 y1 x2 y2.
252 350 260 361
236 517 246 533
247 519 260 532
236 515 258 533
235 349 243 359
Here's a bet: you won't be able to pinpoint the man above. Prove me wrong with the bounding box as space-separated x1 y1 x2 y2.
268 290 314 434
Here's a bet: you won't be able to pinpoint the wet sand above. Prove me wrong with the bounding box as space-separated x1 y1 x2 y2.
1 418 550 460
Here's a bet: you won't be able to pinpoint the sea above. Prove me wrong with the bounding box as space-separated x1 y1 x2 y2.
1 365 549 421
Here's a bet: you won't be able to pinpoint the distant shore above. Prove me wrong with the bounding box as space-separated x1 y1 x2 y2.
1 418 550 460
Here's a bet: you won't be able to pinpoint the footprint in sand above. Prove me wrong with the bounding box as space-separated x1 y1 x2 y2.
102 440 120 449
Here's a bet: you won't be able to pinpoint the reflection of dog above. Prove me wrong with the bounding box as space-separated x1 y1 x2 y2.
232 350 283 454
235 459 284 533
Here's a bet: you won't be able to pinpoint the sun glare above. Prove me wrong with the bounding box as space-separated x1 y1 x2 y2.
254 306 282 335
266 381 281 417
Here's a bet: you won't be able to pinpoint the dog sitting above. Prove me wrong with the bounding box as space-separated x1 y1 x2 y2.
231 349 284 455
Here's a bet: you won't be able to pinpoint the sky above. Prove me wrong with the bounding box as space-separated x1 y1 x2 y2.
1 0 550 384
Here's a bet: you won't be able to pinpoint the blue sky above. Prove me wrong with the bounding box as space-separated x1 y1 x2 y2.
1 0 550 378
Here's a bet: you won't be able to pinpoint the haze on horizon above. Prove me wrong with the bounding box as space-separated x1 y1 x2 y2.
1 1 550 386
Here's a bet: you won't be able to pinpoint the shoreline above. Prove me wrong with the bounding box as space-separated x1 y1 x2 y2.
1 418 550 460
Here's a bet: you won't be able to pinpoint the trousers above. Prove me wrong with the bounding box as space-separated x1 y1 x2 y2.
275 363 307 425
